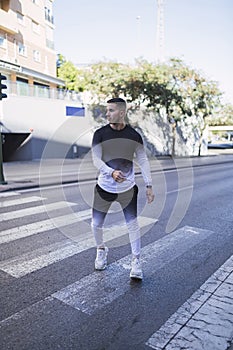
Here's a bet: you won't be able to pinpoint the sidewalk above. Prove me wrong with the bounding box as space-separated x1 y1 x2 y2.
147 254 233 349
1 153 233 192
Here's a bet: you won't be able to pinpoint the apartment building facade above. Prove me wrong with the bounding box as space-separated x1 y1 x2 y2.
0 0 92 161
0 0 64 95
0 0 64 94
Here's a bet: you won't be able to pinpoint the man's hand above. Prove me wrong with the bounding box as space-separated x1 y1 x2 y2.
112 170 126 183
146 187 155 204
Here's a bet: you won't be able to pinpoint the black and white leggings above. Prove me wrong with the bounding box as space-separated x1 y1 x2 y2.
91 184 141 256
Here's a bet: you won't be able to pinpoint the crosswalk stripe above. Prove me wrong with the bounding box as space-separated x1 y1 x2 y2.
0 191 21 197
0 216 156 277
0 201 77 222
0 196 46 208
0 240 80 278
52 226 213 315
0 209 92 244
0 296 54 326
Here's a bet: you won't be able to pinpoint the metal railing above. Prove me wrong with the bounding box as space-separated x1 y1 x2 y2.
8 81 83 102
44 9 54 24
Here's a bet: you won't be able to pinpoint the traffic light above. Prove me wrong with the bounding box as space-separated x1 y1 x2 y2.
0 73 7 100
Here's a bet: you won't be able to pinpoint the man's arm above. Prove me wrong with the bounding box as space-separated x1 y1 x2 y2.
135 144 155 203
92 142 114 177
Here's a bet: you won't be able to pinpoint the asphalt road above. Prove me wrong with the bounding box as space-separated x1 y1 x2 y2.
0 160 233 350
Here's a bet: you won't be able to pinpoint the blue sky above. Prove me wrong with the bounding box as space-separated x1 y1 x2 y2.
53 0 233 103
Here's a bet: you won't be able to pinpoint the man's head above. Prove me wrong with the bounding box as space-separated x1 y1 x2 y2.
107 97 127 111
106 97 127 124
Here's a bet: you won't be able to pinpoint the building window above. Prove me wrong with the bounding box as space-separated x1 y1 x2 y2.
18 42 27 56
33 50 41 62
16 77 29 96
46 26 54 49
46 25 53 41
34 82 50 98
17 12 25 25
32 20 40 34
0 35 6 49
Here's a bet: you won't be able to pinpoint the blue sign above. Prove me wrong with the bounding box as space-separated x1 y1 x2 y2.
66 106 85 117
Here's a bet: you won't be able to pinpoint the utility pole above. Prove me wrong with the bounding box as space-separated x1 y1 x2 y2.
0 73 8 185
156 0 165 63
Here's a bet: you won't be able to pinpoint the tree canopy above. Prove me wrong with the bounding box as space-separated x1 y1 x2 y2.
57 55 231 155
209 104 233 126
57 56 224 122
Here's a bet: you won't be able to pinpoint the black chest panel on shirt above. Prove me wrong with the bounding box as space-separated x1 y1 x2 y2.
92 124 143 172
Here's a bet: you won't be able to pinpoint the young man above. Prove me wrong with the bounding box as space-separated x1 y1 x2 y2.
91 97 154 280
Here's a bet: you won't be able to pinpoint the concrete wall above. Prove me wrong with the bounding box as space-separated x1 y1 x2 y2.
1 96 209 160
1 95 93 160
127 108 208 157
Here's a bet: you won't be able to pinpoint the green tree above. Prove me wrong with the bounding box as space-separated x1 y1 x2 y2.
56 53 66 70
112 58 222 155
209 103 233 126
76 61 131 101
165 59 223 155
57 58 78 91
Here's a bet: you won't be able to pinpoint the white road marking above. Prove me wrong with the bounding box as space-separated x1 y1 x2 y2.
166 185 193 194
0 209 92 244
0 240 82 278
0 225 212 327
146 254 233 350
0 196 46 208
0 201 76 222
52 226 213 315
0 296 54 326
0 191 21 197
0 216 156 277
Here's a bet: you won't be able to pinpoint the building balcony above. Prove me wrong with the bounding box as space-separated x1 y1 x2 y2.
45 12 54 25
0 9 18 34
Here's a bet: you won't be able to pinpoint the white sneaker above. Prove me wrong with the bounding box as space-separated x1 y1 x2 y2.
95 247 109 270
130 257 143 280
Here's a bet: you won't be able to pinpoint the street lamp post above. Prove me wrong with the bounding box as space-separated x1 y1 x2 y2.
0 73 8 185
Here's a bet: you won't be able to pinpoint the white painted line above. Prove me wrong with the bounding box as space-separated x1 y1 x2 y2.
0 240 81 278
0 201 76 222
0 209 92 244
166 185 193 194
0 191 21 197
162 168 193 174
0 196 46 208
0 216 156 277
0 296 54 327
52 226 213 315
146 254 233 350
